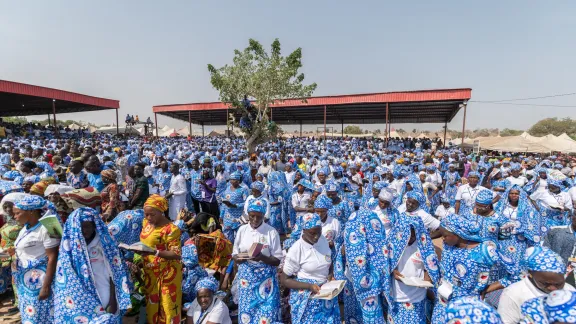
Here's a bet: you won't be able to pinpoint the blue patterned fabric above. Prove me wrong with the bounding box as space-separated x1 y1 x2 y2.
441 213 483 242
443 171 461 206
237 261 281 324
220 184 248 242
0 180 23 196
251 181 265 193
195 276 218 293
107 209 144 246
388 300 427 324
476 189 494 205
314 194 332 209
288 277 340 324
523 246 566 273
54 208 131 323
66 170 89 189
15 195 46 210
301 212 322 229
154 169 172 196
267 171 289 235
343 209 387 323
182 242 208 303
13 256 53 324
519 289 576 324
247 199 267 214
444 296 503 323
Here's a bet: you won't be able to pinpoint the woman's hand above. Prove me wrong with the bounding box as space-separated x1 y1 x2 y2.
423 271 432 283
38 286 51 300
392 269 404 280
308 284 321 294
233 255 247 264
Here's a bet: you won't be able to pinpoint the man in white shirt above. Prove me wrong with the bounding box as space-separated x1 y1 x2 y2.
284 164 295 186
398 192 441 234
165 162 188 221
498 247 575 324
291 182 312 220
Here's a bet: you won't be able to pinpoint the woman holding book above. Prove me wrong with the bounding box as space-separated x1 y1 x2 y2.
220 171 249 242
385 213 440 323
53 207 131 322
281 212 340 324
140 194 183 324
12 195 60 324
232 199 283 324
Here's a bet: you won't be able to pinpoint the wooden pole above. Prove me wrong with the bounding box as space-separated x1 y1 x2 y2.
52 100 57 127
47 114 51 126
385 102 389 147
188 111 192 136
443 121 448 149
299 121 302 137
323 105 327 140
116 109 119 135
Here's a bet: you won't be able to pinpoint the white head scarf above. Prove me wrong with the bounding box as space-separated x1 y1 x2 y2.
0 192 27 218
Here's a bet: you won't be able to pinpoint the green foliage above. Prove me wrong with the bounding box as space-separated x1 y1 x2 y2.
396 129 406 134
343 125 362 134
2 116 28 124
499 128 523 137
208 38 317 152
373 129 381 134
528 117 576 137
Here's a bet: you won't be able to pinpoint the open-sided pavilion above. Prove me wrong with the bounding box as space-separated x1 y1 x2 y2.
153 88 472 144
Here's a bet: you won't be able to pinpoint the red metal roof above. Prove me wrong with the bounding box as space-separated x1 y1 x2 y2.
0 80 119 116
153 88 471 112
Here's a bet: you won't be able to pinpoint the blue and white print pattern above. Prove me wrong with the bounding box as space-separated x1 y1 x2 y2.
236 261 281 324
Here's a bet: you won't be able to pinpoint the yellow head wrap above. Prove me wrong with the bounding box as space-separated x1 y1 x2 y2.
144 194 168 212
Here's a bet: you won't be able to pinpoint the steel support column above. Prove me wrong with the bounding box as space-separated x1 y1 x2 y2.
52 100 57 127
116 109 119 135
323 105 327 140
299 121 302 137
47 114 51 126
154 113 159 137
341 120 344 137
461 102 468 150
188 111 192 137
443 121 448 149
385 102 389 147
202 122 205 137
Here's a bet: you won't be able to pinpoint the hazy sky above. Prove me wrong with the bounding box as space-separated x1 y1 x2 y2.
2 1 576 133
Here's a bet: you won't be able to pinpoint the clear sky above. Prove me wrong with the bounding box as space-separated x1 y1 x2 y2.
1 1 576 133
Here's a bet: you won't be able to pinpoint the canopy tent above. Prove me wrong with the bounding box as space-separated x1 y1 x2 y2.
519 132 542 142
95 126 139 135
558 133 574 141
480 136 551 153
68 123 82 130
537 135 576 153
176 127 190 136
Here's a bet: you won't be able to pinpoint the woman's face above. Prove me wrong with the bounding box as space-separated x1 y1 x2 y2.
230 179 239 187
248 211 264 229
468 176 479 186
372 188 379 198
378 199 390 210
475 202 491 215
406 198 419 212
406 182 413 191
256 175 263 182
508 189 520 204
3 201 14 217
196 289 214 311
302 226 322 245
144 206 165 226
13 207 36 226
441 229 459 246
318 174 326 183
315 208 328 219
251 188 262 197
81 221 96 241
294 172 302 181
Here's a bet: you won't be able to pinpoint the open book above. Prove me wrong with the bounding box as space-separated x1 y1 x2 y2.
236 242 264 259
39 214 63 237
311 280 346 300
119 242 155 253
398 276 434 288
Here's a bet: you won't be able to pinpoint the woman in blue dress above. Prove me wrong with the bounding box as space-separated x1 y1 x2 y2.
267 171 288 235
442 163 460 207
385 213 440 324
344 208 387 324
326 183 351 226
12 195 60 324
54 207 132 323
444 296 503 323
181 241 208 307
281 213 340 324
220 171 249 242
431 214 500 322
520 289 576 324
232 200 283 324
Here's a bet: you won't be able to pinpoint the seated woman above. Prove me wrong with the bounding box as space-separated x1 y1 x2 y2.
281 213 340 324
53 207 131 322
13 195 60 324
520 289 576 324
186 276 232 324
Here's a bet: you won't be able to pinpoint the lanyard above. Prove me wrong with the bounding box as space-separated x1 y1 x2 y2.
15 222 42 248
195 300 214 324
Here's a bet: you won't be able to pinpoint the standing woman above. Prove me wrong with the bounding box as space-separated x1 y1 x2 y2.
221 172 249 242
53 208 132 322
13 195 60 324
267 171 289 235
199 168 219 218
100 169 120 222
232 200 283 324
140 195 183 324
442 163 461 207
281 213 340 324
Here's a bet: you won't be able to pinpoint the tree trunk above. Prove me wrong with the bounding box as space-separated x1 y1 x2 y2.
246 127 263 154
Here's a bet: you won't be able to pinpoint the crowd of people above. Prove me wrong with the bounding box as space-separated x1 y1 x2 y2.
0 131 575 324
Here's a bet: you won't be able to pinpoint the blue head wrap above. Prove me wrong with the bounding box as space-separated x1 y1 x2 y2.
15 195 47 210
247 199 267 214
510 164 521 171
0 181 23 196
520 290 576 324
547 178 565 190
3 171 21 180
476 189 494 205
195 276 219 293
230 171 242 180
24 175 41 184
441 213 483 242
297 179 314 191
325 183 338 193
444 296 502 324
373 181 388 191
426 165 437 171
406 191 426 209
251 181 265 193
467 171 479 178
314 194 332 209
317 169 326 176
301 213 322 230
524 246 566 274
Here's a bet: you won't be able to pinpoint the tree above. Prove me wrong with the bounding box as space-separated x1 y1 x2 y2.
373 129 381 135
343 125 362 134
2 116 28 124
500 128 523 137
208 39 317 152
529 117 576 137
364 129 370 134
396 128 406 134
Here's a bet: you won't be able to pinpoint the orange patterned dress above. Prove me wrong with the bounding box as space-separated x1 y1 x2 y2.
140 219 182 324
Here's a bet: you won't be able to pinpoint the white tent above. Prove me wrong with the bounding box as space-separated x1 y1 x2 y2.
538 135 576 153
481 136 551 153
176 127 190 136
68 123 82 130
520 132 542 142
161 125 171 132
95 126 140 135
389 130 400 138
558 133 574 141
159 128 176 137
